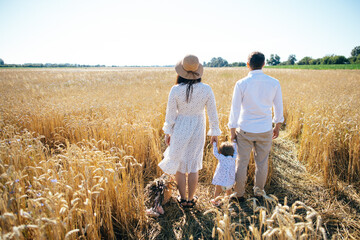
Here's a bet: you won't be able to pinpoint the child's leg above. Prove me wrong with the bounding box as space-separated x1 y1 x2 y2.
211 185 224 206
214 185 222 198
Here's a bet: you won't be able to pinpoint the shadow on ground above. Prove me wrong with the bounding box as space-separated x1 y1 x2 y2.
142 138 360 239
146 197 215 239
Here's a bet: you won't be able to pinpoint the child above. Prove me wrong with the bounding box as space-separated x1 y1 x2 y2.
145 174 176 217
210 141 237 206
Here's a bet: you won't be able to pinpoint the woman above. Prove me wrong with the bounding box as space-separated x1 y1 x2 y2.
158 54 221 208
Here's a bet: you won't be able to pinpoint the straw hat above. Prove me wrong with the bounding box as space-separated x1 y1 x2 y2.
175 54 203 80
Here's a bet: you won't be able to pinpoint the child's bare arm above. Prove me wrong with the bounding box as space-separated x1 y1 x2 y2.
212 142 221 159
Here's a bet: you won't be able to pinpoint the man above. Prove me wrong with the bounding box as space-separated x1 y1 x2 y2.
228 51 284 200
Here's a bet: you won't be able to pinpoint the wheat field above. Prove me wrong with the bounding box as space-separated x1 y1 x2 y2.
1 68 359 239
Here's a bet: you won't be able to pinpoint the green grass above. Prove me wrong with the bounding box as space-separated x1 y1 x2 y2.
265 64 360 70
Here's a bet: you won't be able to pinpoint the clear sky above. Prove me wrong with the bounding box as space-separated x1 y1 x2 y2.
1 0 359 66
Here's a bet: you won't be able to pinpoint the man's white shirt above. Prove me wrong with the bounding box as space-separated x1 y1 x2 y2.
228 69 284 133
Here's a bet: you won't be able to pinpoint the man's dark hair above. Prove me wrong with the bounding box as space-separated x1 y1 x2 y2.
248 52 265 70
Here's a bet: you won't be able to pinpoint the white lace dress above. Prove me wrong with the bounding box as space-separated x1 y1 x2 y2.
158 82 221 174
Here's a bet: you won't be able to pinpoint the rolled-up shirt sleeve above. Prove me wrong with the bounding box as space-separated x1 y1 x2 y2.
272 84 284 124
228 82 242 129
162 86 177 134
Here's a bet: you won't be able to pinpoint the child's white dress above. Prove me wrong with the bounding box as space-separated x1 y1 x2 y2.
212 142 237 188
158 83 221 175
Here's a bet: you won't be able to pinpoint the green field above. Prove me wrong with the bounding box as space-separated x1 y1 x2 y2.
266 64 360 70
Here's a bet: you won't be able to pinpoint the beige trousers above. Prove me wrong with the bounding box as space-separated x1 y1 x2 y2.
234 129 273 197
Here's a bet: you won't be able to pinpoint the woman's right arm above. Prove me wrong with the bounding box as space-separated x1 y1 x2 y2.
206 87 221 137
162 86 177 135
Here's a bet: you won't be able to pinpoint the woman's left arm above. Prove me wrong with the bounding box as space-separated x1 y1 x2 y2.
206 87 221 137
163 87 178 137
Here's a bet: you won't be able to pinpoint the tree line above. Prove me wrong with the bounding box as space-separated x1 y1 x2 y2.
203 57 246 67
0 62 108 68
267 46 360 66
1 46 359 68
202 46 360 67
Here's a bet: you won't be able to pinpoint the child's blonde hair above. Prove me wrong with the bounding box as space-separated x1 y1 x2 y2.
219 142 234 156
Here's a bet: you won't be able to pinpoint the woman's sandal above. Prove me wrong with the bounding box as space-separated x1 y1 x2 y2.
187 196 198 208
177 196 188 208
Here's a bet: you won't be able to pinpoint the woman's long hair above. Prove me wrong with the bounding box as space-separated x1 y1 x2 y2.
176 75 201 103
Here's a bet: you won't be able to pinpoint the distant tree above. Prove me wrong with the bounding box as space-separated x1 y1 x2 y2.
23 63 44 67
319 55 348 65
298 56 312 65
287 54 297 65
309 58 321 65
321 55 332 64
266 54 280 66
348 56 356 64
351 46 360 57
0 58 4 65
205 57 229 67
230 62 246 67
331 55 348 64
348 55 360 64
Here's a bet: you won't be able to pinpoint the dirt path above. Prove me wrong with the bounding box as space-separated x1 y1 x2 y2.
145 136 360 239
271 138 360 239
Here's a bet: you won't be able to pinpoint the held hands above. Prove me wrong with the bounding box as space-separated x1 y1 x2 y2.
165 134 171 146
230 128 237 142
210 136 218 144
